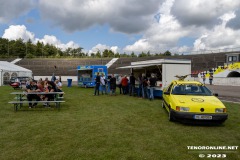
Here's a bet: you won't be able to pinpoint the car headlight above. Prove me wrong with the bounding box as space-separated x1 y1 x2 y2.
215 108 226 113
176 106 190 112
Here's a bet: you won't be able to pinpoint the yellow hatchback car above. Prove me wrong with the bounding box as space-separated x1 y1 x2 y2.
162 80 228 124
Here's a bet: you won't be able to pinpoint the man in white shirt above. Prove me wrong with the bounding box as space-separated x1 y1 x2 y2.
100 73 107 95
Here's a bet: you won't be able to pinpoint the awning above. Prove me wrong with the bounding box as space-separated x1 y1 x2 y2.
117 64 161 69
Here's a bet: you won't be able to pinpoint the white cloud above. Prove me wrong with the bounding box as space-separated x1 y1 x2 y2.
2 25 79 51
2 25 35 42
193 12 240 51
124 0 240 54
38 0 164 34
171 0 240 27
2 0 240 55
89 44 119 54
36 35 79 50
123 0 189 54
124 39 152 53
0 0 35 23
110 46 119 53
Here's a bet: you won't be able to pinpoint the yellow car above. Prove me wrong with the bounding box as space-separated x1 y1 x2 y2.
162 80 228 124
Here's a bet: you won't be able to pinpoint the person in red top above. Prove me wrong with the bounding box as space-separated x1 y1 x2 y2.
121 75 129 95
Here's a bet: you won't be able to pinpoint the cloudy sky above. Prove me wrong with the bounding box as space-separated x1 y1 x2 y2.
1 0 240 54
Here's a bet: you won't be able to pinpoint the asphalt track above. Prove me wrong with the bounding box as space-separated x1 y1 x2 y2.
65 81 239 103
206 84 240 104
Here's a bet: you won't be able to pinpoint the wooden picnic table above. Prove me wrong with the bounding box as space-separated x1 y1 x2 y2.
9 91 65 111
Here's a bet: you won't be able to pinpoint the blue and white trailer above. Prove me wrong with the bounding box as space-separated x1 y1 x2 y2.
77 65 108 87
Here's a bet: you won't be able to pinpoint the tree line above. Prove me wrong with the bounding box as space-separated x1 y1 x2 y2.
0 38 173 58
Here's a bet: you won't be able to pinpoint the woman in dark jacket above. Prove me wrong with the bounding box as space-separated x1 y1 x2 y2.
110 75 117 95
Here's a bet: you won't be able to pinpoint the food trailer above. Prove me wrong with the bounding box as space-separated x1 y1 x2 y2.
117 59 191 97
77 65 108 87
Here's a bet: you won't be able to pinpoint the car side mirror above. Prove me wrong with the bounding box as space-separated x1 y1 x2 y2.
164 92 170 95
213 93 218 97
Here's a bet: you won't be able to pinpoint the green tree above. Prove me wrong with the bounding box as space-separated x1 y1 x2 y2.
96 51 101 58
147 51 151 57
121 52 128 57
115 52 120 58
90 53 95 57
102 49 108 57
13 38 26 58
26 39 36 56
131 51 137 57
0 38 9 56
138 52 147 57
163 50 171 56
35 41 44 57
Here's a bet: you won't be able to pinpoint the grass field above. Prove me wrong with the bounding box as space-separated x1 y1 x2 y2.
0 85 239 160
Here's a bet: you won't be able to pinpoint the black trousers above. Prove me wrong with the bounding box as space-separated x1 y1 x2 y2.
27 94 41 106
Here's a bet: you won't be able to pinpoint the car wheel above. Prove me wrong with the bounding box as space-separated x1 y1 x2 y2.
162 101 165 108
169 109 175 122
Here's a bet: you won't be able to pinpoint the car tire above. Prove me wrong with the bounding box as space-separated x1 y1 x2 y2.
169 109 175 122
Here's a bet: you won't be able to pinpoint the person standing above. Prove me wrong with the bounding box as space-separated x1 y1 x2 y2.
51 73 56 82
110 74 117 96
94 72 101 96
59 76 62 83
117 75 123 94
129 73 136 96
148 74 157 100
202 74 206 84
121 75 129 95
142 74 148 99
209 74 213 85
137 73 142 98
100 73 107 95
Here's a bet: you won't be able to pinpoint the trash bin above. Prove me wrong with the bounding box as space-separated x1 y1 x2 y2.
67 79 72 87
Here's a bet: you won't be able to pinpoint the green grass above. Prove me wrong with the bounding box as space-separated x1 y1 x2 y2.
0 86 239 160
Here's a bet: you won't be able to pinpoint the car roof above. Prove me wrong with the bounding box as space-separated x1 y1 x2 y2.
172 80 203 85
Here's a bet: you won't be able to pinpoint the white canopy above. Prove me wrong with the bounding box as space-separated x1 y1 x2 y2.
0 61 32 86
0 61 31 72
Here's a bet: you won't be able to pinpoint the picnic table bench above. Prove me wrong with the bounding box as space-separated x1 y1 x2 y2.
9 91 65 111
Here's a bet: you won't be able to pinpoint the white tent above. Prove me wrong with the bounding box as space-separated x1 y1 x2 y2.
0 61 32 86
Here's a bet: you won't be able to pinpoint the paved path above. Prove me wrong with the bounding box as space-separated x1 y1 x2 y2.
206 84 240 103
63 81 240 103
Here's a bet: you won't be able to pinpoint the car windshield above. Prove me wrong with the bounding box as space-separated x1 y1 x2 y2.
171 84 212 96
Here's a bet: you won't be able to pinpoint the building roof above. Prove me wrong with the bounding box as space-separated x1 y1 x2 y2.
117 58 191 69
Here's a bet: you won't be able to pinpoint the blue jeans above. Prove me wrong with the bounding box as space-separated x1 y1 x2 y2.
142 86 149 99
138 84 142 97
94 83 100 95
149 87 154 100
101 85 107 94
129 84 135 96
209 79 213 85
111 89 116 95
